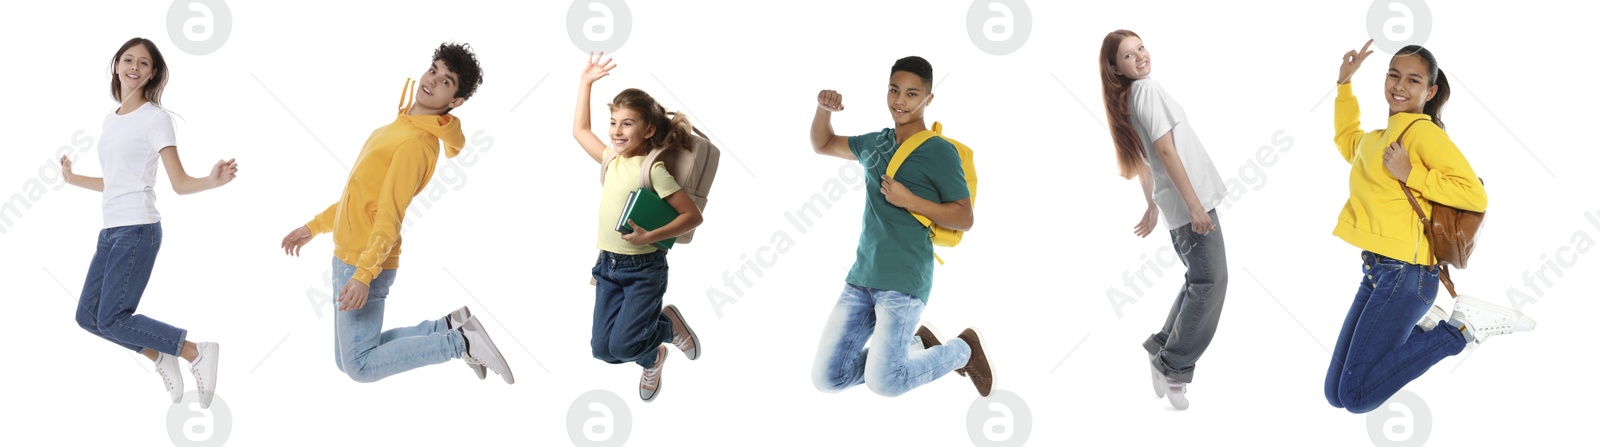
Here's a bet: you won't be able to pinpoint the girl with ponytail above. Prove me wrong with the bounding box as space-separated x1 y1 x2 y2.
572 52 704 402
1098 29 1231 411
1323 40 1530 414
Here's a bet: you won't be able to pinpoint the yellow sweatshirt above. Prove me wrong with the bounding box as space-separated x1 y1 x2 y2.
1332 82 1487 265
306 79 465 285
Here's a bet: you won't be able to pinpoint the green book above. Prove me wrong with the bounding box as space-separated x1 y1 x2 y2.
614 187 680 251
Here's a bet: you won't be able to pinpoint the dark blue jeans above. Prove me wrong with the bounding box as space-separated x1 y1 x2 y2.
1324 251 1468 413
73 223 187 355
591 250 673 368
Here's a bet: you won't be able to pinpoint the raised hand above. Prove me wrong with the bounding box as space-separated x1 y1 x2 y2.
1338 39 1375 85
60 155 74 177
581 52 617 85
817 90 844 112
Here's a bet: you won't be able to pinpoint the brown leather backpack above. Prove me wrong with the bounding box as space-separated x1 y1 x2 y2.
1393 118 1485 297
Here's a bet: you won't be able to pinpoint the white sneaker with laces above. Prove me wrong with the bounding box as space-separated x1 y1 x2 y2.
155 352 183 403
189 342 220 409
640 345 667 402
1450 295 1537 346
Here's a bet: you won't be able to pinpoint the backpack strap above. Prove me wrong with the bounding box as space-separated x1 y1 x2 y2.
886 122 943 229
639 148 666 191
599 147 620 184
1392 118 1436 267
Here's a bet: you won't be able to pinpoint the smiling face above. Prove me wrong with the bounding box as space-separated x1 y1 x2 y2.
608 107 656 155
1384 53 1437 115
115 43 156 99
886 70 933 125
1111 36 1150 80
413 60 466 113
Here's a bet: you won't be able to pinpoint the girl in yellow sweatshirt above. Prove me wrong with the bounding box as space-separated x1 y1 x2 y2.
1323 41 1532 414
573 53 704 402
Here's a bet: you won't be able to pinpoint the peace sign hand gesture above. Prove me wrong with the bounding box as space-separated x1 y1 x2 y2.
1339 39 1376 85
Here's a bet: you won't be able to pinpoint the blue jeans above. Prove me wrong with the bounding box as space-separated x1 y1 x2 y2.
1324 251 1468 413
1143 210 1228 383
74 223 187 355
811 284 971 397
591 251 673 368
331 257 465 383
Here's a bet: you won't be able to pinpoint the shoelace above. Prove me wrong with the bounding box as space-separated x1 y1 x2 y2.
463 353 487 367
641 365 660 388
156 359 177 390
671 334 693 352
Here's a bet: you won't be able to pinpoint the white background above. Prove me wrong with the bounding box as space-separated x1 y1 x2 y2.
1 0 1591 446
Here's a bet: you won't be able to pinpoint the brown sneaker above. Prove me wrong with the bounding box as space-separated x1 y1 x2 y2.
663 304 700 360
956 328 993 397
639 345 667 402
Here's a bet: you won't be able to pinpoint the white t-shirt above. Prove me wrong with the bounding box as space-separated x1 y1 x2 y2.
98 102 176 228
1129 78 1227 230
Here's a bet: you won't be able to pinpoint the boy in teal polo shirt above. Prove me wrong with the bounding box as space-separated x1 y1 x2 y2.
807 56 993 397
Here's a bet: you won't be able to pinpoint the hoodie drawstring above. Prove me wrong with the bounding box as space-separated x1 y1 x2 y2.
398 78 414 112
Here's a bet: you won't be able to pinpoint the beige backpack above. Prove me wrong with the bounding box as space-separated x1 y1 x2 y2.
600 119 720 244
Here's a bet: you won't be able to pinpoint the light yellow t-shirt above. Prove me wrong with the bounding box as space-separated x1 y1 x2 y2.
598 148 682 254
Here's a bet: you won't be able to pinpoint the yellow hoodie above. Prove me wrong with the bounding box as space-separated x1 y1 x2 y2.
306 79 466 285
1332 82 1487 265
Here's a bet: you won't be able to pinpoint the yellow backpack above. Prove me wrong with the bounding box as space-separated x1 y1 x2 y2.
884 122 977 263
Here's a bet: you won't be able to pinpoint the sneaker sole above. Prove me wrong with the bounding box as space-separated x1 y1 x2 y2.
1149 353 1166 398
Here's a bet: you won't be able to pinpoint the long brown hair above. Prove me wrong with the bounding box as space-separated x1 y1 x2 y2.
1099 29 1145 179
109 38 169 107
608 88 693 156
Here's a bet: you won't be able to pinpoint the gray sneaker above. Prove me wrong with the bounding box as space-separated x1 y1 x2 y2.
458 316 514 384
447 307 487 380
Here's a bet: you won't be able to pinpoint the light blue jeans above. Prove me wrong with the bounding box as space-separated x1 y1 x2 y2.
332 257 465 383
811 284 970 397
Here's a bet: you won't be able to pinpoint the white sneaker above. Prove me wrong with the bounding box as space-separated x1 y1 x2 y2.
1450 295 1537 346
459 316 514 384
1149 354 1166 398
189 342 220 409
1166 380 1190 410
446 307 487 380
1417 305 1449 332
154 353 184 403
